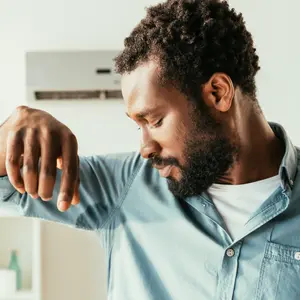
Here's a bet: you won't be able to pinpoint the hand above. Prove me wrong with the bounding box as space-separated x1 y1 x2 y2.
3 106 80 212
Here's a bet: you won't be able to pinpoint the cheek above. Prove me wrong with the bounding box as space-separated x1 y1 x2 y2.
157 118 188 163
160 117 187 145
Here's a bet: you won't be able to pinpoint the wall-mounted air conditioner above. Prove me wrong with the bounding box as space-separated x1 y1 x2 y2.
26 50 122 102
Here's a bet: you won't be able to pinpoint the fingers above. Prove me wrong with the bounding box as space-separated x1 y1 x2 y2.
58 156 80 206
72 155 80 205
57 133 79 212
23 129 40 199
38 130 58 201
71 177 80 206
6 130 25 194
5 107 80 212
22 129 80 212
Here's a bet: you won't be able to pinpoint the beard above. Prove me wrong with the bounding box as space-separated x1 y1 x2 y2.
151 102 240 198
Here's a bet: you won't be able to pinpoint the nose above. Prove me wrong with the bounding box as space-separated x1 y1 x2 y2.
139 129 161 159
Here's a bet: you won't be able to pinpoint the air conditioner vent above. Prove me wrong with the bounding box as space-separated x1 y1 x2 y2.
26 50 122 102
34 90 122 100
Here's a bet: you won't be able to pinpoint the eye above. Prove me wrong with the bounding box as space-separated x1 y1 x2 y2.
152 118 163 128
136 118 163 131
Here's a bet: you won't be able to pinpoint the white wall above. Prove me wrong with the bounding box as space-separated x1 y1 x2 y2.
230 0 300 138
0 0 300 300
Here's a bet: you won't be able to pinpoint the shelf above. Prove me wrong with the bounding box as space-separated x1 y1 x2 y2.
0 290 34 300
0 218 41 300
0 218 33 290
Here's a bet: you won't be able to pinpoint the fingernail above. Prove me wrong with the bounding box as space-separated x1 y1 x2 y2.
58 193 70 211
58 201 69 212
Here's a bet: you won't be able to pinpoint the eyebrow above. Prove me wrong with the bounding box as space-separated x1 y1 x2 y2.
126 107 159 120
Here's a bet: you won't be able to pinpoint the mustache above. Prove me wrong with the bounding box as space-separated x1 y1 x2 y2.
151 155 179 168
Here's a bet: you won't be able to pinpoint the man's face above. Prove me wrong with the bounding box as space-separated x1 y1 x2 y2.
122 62 239 198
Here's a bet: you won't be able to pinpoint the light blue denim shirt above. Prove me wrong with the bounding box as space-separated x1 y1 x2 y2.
0 122 299 300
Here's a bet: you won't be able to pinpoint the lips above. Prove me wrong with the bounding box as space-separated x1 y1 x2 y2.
157 165 173 178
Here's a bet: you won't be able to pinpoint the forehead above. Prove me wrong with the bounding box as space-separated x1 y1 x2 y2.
121 61 163 112
121 61 184 117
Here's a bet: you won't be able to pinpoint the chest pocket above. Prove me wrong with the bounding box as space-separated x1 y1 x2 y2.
256 241 300 300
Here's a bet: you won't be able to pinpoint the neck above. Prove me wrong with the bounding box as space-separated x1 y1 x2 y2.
219 103 285 185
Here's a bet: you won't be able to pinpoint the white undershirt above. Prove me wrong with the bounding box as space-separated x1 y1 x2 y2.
207 175 281 240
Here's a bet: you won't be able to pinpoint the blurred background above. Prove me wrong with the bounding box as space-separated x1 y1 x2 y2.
0 0 299 299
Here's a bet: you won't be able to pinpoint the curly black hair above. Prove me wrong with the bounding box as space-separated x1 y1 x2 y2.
114 0 260 100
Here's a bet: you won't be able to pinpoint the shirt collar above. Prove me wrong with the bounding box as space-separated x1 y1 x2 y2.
269 122 298 190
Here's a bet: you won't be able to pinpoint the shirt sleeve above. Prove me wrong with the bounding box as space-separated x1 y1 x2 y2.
0 151 143 231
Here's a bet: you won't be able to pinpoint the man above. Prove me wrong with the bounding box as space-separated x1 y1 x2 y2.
0 0 298 299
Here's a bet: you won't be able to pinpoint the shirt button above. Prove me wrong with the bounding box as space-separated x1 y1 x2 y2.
226 248 235 257
294 252 300 260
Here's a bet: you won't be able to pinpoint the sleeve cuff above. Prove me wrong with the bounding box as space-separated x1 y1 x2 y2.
0 176 16 201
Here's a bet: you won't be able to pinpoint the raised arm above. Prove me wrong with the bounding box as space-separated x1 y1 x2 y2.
0 106 143 231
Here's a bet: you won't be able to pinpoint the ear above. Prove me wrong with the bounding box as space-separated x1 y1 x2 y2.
201 73 234 112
